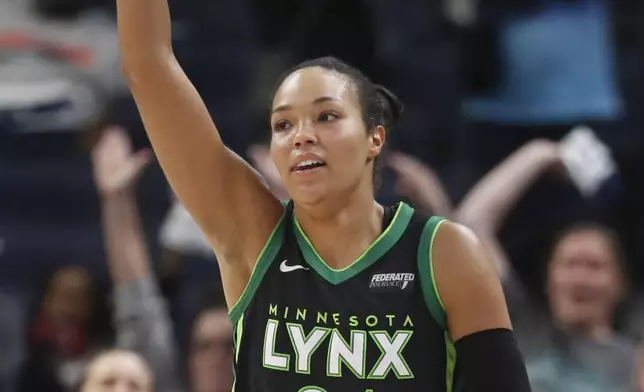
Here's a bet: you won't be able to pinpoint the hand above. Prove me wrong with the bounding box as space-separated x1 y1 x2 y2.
247 144 288 200
388 152 449 214
92 126 152 196
558 127 616 196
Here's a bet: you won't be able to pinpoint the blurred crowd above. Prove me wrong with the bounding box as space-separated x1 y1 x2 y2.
2 0 644 391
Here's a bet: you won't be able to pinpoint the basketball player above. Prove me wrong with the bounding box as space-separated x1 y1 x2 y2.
115 0 531 390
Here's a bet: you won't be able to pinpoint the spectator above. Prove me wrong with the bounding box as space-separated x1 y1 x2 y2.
92 126 233 392
187 291 233 392
391 137 639 390
18 265 111 392
457 139 637 391
79 349 153 392
92 126 181 392
386 151 453 218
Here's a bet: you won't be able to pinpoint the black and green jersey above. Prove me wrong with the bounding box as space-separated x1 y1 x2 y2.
229 201 464 392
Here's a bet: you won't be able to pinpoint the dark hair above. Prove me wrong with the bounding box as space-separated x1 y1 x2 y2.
26 265 113 349
550 221 628 280
272 56 404 190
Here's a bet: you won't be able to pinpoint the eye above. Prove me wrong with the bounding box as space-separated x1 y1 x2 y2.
273 119 292 132
317 112 338 122
100 376 117 387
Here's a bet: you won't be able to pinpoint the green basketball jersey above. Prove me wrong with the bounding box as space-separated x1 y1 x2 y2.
229 201 464 392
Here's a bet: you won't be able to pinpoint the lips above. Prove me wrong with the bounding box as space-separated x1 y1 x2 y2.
291 154 327 173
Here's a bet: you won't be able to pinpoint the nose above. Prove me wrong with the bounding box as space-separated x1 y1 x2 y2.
292 122 317 148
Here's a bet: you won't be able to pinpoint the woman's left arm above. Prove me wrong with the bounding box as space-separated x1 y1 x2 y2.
433 221 532 392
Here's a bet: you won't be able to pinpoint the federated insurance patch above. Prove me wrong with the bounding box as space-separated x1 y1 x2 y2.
369 272 415 293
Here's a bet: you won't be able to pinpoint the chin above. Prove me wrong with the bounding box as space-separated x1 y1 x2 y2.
288 183 330 206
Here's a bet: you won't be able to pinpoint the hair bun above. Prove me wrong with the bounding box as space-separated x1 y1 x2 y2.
375 85 404 128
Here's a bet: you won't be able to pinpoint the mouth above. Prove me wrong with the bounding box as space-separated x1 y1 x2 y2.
567 286 600 304
291 159 327 173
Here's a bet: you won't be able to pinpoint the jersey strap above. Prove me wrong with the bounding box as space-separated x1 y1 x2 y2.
228 203 288 327
417 216 448 330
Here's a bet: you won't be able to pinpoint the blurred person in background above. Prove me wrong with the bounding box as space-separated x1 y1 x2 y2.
386 151 454 218
187 291 233 392
391 135 639 390
18 265 111 392
79 349 153 392
456 139 637 391
92 127 234 392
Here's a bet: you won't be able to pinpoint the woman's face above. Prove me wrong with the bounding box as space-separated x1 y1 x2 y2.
82 351 152 392
547 229 624 329
43 267 92 327
270 67 384 206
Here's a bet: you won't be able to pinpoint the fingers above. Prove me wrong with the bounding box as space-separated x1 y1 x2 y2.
387 151 422 173
92 125 131 160
247 144 271 167
133 149 154 171
98 125 129 148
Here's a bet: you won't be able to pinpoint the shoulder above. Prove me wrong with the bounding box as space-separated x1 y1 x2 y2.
432 221 489 275
431 221 497 306
431 221 512 340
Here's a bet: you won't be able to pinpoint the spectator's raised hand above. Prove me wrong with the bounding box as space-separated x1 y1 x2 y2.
247 144 289 200
92 126 152 196
387 152 452 216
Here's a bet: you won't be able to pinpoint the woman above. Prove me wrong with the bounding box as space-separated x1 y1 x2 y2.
80 350 153 392
457 139 637 391
18 266 110 392
115 0 530 390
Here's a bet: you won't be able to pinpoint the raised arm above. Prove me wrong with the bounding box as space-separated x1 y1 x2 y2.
455 139 561 278
387 152 453 217
92 127 181 392
115 0 283 275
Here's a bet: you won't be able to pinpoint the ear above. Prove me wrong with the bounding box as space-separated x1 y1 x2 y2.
368 126 386 160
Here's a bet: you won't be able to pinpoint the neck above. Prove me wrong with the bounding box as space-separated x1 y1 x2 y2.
294 183 382 270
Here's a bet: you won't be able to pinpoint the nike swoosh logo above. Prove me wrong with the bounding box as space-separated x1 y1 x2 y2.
280 260 309 272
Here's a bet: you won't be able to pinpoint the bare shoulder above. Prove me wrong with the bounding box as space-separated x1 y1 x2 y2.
432 222 495 284
432 221 512 341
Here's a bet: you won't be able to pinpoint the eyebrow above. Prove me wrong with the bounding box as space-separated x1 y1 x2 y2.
271 96 339 114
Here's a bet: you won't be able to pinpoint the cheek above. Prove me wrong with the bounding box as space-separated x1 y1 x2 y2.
600 275 622 298
549 268 570 289
327 125 369 163
270 138 289 171
548 273 573 302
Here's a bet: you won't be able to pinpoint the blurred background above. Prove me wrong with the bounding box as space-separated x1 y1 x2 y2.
1 0 644 391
